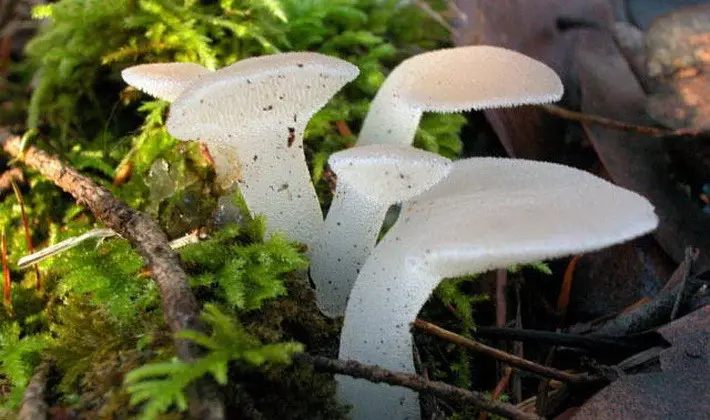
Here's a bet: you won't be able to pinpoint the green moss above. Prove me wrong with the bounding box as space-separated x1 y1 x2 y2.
0 322 49 408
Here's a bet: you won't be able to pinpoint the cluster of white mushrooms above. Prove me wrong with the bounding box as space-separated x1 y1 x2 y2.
123 47 659 420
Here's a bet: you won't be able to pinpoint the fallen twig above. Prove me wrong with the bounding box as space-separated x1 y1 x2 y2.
540 104 704 138
471 326 644 352
11 180 40 289
17 362 49 420
414 319 597 384
17 228 117 269
0 167 23 194
534 348 557 416
297 353 542 420
671 247 698 320
414 0 454 32
479 367 513 420
0 132 224 419
558 256 580 318
512 281 523 402
17 228 201 269
2 227 10 309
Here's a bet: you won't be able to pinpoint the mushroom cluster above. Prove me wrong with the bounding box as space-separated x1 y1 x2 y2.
122 46 659 420
337 158 658 419
123 53 359 252
310 144 452 317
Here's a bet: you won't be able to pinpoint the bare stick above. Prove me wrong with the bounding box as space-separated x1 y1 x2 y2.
17 228 117 269
0 132 224 419
414 0 454 32
479 367 513 420
11 181 41 288
18 362 49 420
670 247 697 320
2 227 10 309
0 167 23 194
413 319 597 384
297 353 542 420
540 104 703 138
17 228 200 269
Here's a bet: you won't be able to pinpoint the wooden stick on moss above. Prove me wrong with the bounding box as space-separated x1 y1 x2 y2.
18 362 49 420
297 354 542 420
0 131 224 420
0 167 23 194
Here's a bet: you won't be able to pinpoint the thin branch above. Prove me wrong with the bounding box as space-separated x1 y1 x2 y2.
0 167 23 194
2 227 10 309
471 326 644 351
11 180 40 289
414 0 454 33
540 104 704 138
18 362 49 420
17 228 201 269
296 353 542 420
671 247 697 320
0 132 224 419
17 228 117 269
479 367 513 420
414 319 597 384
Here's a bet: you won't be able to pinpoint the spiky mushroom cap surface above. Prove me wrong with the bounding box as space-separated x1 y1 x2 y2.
121 62 211 102
327 144 452 205
357 45 564 146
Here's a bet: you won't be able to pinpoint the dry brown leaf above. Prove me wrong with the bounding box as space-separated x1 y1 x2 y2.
645 4 710 130
572 306 710 419
576 29 710 271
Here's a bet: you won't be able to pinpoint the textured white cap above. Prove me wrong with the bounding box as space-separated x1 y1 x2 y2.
121 62 210 102
397 46 563 111
328 144 452 205
161 52 359 250
358 46 563 146
166 52 359 141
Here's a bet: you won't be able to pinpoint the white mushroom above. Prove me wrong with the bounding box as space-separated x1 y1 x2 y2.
357 46 563 146
121 62 211 102
310 144 452 318
338 158 659 419
163 52 359 249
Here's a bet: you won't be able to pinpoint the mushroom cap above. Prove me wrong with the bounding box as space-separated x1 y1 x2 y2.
121 62 210 102
166 52 359 141
398 158 659 277
328 144 452 205
392 46 563 112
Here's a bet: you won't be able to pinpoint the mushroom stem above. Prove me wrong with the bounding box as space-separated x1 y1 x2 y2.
311 184 386 317
164 52 359 251
310 144 451 318
356 46 564 146
338 158 659 419
209 123 323 247
357 87 421 146
337 236 424 420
